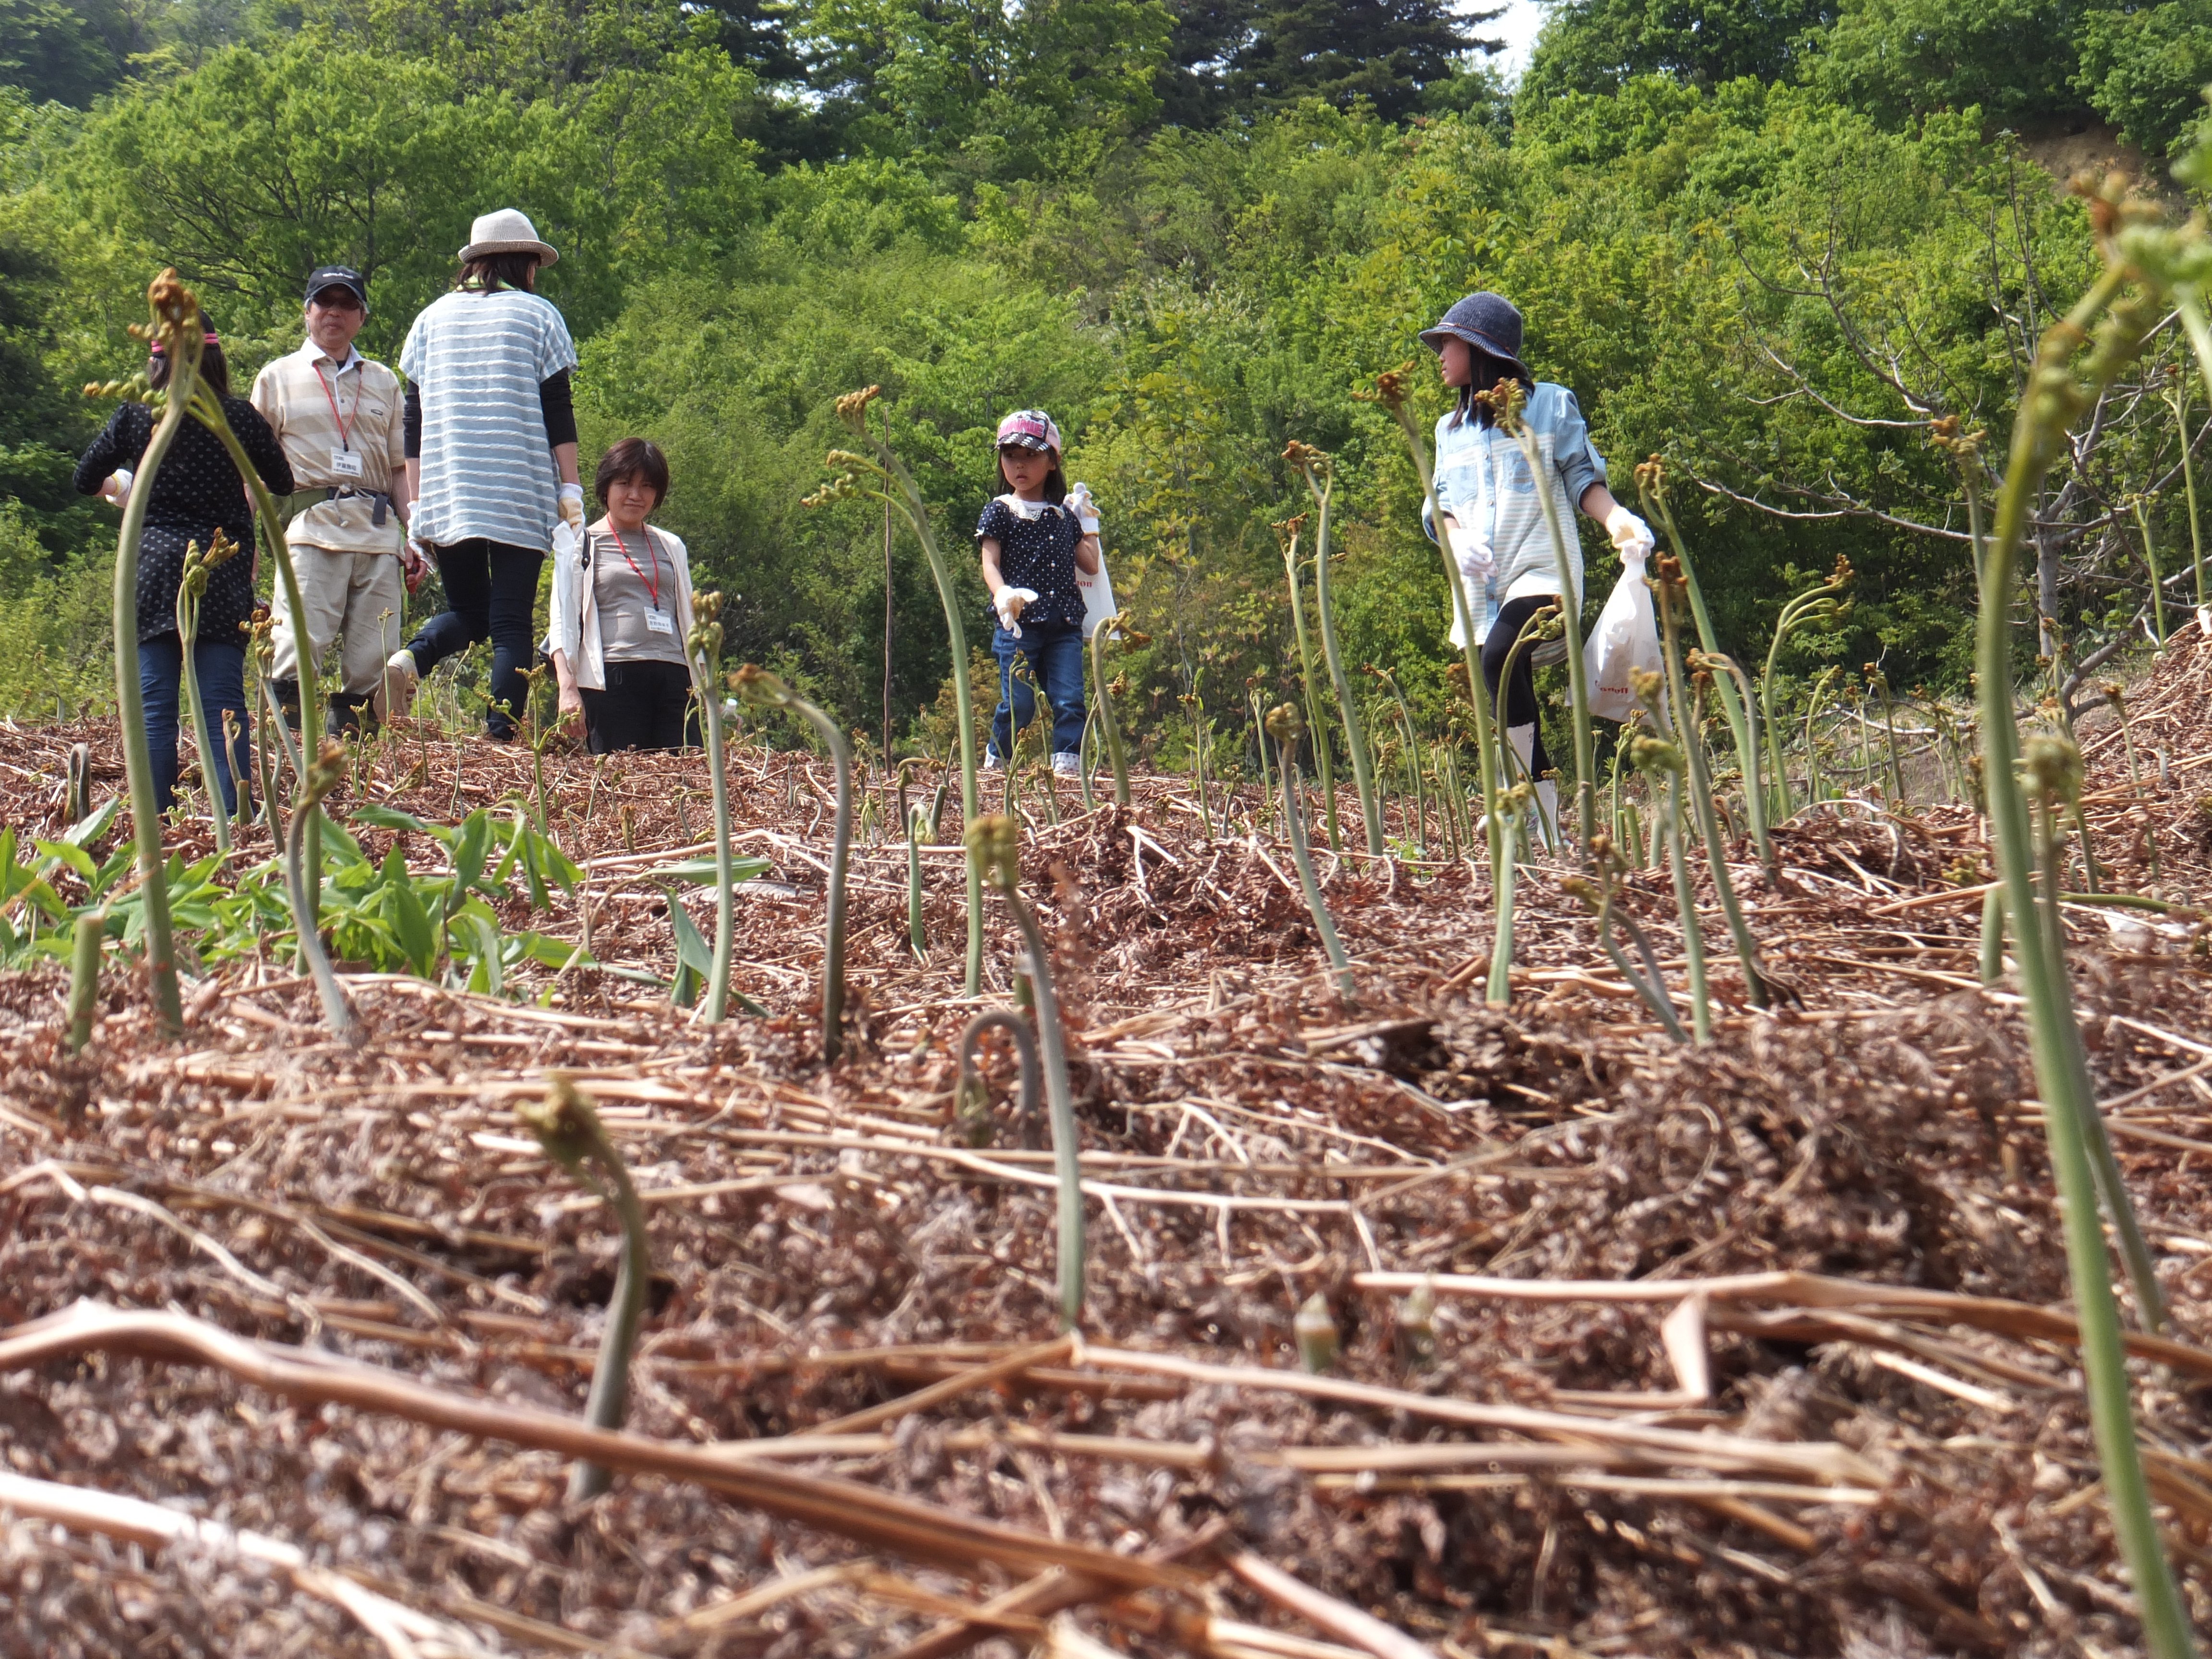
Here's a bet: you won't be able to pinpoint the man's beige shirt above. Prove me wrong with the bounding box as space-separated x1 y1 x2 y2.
250 340 407 555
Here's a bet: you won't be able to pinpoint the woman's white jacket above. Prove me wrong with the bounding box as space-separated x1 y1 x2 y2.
545 521 700 694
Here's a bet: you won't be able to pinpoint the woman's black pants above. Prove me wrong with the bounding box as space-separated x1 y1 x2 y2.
1481 592 1556 778
580 659 699 753
405 538 542 740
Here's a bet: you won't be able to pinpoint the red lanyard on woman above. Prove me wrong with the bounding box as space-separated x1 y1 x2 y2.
313 361 356 452
609 526 661 611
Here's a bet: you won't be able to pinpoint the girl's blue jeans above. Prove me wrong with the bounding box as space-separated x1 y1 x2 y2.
139 632 251 817
991 620 1086 760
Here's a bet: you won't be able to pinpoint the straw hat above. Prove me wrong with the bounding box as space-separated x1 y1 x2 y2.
457 208 558 268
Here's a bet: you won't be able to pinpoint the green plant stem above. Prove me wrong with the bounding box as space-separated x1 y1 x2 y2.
1581 877 1686 1042
1663 767 1710 1042
695 673 738 1024
1704 653 1773 878
2133 496 2168 647
1485 794 1519 1009
1983 265 2191 1659
1382 396 1501 890
1275 737 1355 1001
2165 378 2205 607
1802 668 1841 805
739 671 851 1064
173 559 230 857
1980 883 2006 984
283 746 357 1038
1493 606 1560 851
67 907 104 1052
190 387 324 930
1089 623 1130 809
1302 464 1382 854
908 805 927 960
971 829 1085 1331
1645 477 1765 870
1280 530 1340 853
1503 416 1595 851
112 345 200 1039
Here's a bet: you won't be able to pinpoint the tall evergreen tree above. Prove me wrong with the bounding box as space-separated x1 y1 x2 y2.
1223 0 1497 126
1520 0 1836 103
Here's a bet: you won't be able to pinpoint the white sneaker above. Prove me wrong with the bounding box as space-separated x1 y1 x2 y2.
981 750 1002 771
383 648 420 717
1051 752 1080 778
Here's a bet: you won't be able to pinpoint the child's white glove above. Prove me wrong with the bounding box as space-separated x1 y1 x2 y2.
557 482 586 532
1446 523 1494 588
1604 504 1656 561
105 468 134 509
1066 481 1101 535
993 585 1039 636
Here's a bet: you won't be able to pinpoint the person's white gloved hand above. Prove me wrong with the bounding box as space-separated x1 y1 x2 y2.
993 585 1039 637
1604 504 1655 561
557 482 586 532
1446 523 1494 588
103 468 134 509
1066 481 1101 535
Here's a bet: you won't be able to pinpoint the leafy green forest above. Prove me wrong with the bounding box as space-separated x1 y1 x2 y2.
2 0 2208 760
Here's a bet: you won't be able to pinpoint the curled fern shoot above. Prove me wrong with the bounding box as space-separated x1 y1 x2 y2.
286 738 358 1040
1287 441 1382 854
957 1009 1041 1150
685 593 740 1024
1089 614 1131 809
173 529 241 856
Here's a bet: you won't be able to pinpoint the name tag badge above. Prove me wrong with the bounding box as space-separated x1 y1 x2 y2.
329 447 365 478
645 611 675 635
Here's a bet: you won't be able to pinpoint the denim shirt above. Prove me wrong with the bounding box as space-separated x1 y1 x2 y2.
1421 381 1608 646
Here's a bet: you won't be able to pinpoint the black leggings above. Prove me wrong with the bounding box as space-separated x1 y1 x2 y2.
1482 592 1556 777
580 659 699 753
406 538 543 740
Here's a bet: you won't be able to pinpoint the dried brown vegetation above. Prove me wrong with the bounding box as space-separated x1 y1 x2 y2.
4 632 2212 1656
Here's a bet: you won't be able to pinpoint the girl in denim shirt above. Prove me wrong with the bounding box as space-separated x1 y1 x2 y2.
1419 291 1654 832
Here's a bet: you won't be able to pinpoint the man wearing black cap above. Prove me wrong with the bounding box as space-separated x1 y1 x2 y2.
250 264 418 733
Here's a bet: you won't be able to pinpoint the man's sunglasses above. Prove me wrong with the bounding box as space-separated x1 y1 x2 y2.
310 289 365 312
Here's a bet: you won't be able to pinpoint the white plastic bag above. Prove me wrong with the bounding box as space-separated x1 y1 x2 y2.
1077 546 1118 639
1583 547 1662 722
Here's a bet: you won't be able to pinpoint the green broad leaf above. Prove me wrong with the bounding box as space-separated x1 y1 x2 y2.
379 845 409 886
319 814 368 868
33 839 97 885
454 911 503 996
516 832 551 913
60 797 120 850
451 811 492 897
533 831 583 897
352 803 435 837
510 930 595 971
488 811 525 890
733 990 769 1017
649 856 772 886
90 845 135 901
388 875 436 977
670 958 702 1009
665 888 713 975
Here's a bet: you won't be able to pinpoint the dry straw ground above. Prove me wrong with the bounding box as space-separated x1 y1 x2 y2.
3 630 2212 1657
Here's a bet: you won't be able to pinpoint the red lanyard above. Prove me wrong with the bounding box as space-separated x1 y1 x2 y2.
313 361 356 452
609 527 662 611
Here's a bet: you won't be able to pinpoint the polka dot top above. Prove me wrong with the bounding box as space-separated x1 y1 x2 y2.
975 495 1084 630
74 395 295 646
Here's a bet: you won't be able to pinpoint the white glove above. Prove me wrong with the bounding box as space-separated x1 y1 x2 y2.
1605 504 1655 562
1066 481 1100 535
1446 523 1494 588
105 468 134 508
993 585 1039 637
557 482 586 532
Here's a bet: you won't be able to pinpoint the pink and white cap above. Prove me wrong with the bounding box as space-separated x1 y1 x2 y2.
995 408 1063 455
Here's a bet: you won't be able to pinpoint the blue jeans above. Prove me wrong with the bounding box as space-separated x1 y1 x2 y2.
138 633 251 817
991 620 1086 761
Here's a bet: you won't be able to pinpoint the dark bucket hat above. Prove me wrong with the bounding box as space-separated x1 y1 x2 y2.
1419 291 1528 378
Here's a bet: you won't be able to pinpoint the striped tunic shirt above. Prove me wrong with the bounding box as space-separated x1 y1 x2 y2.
400 289 578 550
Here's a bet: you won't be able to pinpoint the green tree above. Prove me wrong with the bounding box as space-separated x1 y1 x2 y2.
1520 0 1835 103
2074 0 2212 156
0 0 117 106
1223 0 1496 126
1812 0 2097 130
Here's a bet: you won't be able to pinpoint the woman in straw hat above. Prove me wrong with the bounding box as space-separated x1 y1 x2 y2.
386 208 583 740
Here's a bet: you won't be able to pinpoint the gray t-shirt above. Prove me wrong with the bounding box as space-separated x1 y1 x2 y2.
592 528 687 666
